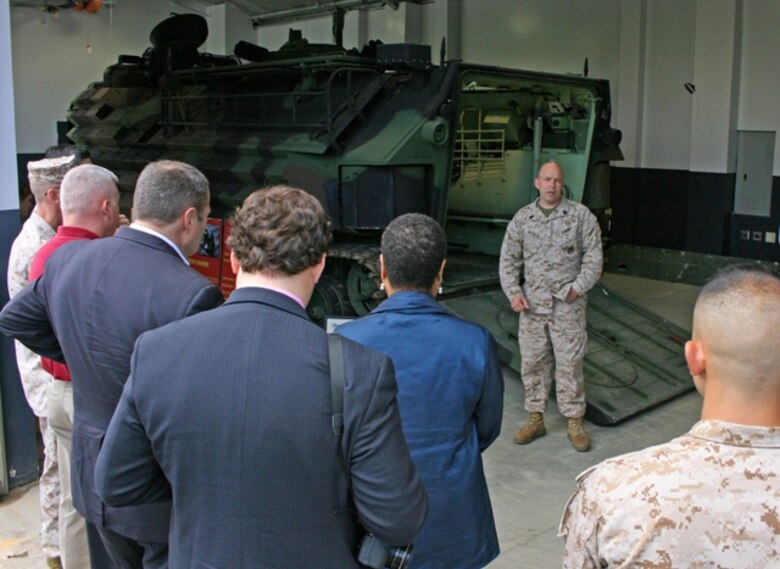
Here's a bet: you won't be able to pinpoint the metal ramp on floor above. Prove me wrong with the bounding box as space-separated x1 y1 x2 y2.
441 282 694 425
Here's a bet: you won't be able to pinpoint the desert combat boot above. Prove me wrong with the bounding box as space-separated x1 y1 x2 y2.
513 412 546 444
567 418 590 452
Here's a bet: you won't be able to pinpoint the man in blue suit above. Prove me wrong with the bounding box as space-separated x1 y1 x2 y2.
93 186 428 568
0 161 224 568
338 213 504 569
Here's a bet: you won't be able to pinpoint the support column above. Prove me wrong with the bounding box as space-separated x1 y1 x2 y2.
616 0 646 168
689 0 741 173
0 1 39 493
432 0 461 62
403 1 422 44
357 8 369 49
206 4 255 56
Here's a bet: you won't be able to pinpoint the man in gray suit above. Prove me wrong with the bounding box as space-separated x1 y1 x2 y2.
95 185 428 568
0 161 224 568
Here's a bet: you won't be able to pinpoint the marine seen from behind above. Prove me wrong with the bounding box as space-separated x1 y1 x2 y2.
560 264 780 566
6 152 79 569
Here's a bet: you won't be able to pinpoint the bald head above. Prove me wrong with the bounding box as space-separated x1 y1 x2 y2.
60 164 121 237
691 265 780 398
534 161 564 208
537 160 563 179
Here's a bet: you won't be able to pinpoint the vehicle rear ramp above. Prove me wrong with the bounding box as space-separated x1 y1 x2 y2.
603 244 780 285
441 277 694 426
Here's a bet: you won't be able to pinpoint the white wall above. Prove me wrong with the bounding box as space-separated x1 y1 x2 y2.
739 0 780 173
1 2 18 211
460 0 621 81
259 14 335 48
615 0 644 168
7 0 780 174
365 4 407 44
9 1 228 153
689 0 741 173
739 0 780 129
256 7 407 50
640 0 695 171
206 3 255 55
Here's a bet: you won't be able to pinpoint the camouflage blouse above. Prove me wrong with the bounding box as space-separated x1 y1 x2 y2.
7 211 56 417
499 198 602 315
560 420 780 568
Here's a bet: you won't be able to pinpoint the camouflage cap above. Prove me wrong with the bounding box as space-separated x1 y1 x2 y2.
27 154 78 185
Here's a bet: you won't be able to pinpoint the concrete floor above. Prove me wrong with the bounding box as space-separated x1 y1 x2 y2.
0 273 703 568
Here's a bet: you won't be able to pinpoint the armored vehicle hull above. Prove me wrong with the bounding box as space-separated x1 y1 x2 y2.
67 14 621 314
67 15 697 424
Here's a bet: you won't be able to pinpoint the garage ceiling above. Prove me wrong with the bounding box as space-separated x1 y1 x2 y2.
10 0 429 27
199 0 429 27
199 0 396 16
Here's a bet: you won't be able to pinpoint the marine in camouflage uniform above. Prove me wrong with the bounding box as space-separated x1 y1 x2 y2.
560 421 780 568
560 265 780 567
499 161 602 451
7 155 76 567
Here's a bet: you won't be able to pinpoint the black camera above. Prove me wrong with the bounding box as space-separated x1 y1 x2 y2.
357 534 414 569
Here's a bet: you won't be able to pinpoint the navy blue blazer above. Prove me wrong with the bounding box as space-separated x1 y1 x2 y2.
338 291 503 569
94 287 428 568
0 226 223 541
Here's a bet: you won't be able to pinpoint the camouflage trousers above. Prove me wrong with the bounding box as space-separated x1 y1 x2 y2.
518 297 587 418
38 416 61 558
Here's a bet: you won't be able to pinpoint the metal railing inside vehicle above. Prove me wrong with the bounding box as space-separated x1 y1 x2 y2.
454 121 506 179
160 67 381 138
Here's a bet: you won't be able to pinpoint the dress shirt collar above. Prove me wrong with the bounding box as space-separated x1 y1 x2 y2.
129 223 190 265
236 284 305 309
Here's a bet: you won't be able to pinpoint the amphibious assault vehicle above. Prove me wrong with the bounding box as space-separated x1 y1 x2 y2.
67 14 694 424
67 13 621 312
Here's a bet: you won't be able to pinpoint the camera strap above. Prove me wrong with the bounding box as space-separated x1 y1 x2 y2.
328 335 412 567
328 333 345 436
328 334 348 474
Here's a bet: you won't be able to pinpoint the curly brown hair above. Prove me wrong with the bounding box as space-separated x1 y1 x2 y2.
227 185 332 276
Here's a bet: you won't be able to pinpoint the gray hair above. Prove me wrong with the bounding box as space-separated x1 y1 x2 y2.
132 160 210 224
60 164 119 217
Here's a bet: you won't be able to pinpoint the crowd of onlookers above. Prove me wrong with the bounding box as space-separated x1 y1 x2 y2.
1 151 778 569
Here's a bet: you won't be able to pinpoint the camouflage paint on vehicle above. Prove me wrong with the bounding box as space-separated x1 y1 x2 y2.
67 13 622 319
68 15 705 425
